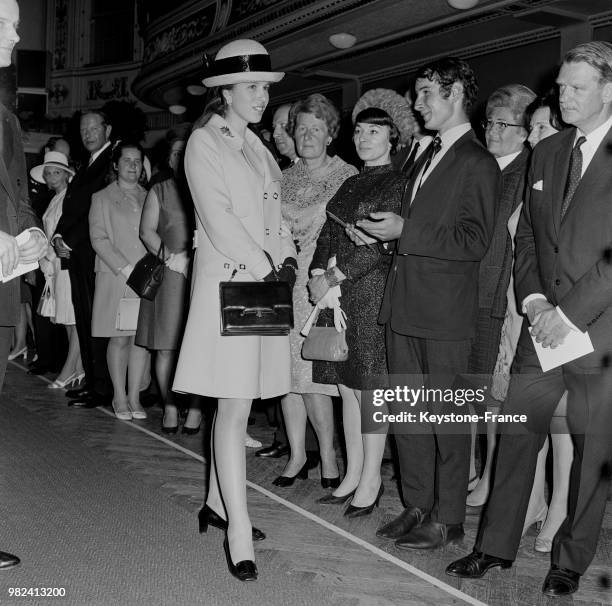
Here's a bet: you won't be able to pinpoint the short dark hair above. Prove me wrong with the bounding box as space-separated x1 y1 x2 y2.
563 41 612 83
416 57 478 115
353 107 400 155
525 90 566 132
288 93 341 139
112 140 144 166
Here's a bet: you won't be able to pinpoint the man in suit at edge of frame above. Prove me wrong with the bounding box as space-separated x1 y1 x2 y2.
356 57 500 550
0 0 49 570
447 41 612 598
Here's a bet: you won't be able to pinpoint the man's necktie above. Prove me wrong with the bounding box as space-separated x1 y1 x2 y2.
401 140 420 173
416 135 442 191
560 136 586 219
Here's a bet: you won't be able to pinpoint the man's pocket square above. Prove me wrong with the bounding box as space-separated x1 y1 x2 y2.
532 180 544 191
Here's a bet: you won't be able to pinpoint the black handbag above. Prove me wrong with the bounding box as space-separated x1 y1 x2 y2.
127 243 165 301
219 252 294 336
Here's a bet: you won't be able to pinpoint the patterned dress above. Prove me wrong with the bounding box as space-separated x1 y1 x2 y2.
282 155 357 394
310 164 407 390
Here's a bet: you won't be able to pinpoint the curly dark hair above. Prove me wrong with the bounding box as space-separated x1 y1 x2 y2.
416 57 479 115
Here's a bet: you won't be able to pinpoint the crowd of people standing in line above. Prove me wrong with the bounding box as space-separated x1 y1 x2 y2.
3 22 611 599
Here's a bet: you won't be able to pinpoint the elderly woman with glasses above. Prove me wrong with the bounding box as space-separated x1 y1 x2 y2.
465 83 535 505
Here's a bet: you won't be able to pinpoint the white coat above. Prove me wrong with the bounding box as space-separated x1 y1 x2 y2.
173 114 296 399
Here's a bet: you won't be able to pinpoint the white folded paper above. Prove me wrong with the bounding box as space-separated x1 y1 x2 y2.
530 328 594 372
0 230 40 283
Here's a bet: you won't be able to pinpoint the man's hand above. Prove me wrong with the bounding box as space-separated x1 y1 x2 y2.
356 212 404 242
307 274 330 304
530 307 571 348
524 298 554 325
19 230 47 264
345 223 377 246
53 236 71 259
0 230 19 276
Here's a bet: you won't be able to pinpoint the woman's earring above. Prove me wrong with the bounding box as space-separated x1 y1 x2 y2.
327 138 332 146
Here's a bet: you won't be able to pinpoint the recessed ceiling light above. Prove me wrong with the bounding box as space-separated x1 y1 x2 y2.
187 85 206 96
169 104 186 115
329 33 357 50
447 0 479 9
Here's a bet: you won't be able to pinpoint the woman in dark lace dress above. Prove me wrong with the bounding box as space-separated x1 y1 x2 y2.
309 108 407 516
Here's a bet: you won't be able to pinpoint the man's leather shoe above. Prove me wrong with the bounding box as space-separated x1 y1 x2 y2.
0 551 20 569
376 506 425 539
395 520 464 550
65 386 91 399
542 565 580 597
68 397 97 408
255 441 289 458
446 549 512 578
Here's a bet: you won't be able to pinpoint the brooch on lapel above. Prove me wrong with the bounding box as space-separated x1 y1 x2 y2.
220 126 234 138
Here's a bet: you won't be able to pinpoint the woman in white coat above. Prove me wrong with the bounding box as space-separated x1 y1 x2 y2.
173 39 296 582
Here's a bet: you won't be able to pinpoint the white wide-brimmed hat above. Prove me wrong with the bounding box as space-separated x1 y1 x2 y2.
30 151 75 184
202 39 284 87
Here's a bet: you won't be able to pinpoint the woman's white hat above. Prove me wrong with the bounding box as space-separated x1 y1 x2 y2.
202 39 284 87
30 151 75 184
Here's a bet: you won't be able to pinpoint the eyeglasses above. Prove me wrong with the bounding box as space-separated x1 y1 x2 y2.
481 119 524 131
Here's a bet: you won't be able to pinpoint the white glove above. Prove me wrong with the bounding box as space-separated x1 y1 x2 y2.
166 251 189 277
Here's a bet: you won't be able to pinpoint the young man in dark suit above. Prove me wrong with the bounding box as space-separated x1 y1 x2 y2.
0 0 48 569
357 57 500 550
53 111 113 407
447 41 612 598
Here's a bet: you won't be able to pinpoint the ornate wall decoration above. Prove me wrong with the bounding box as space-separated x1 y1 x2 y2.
49 83 69 105
53 0 68 70
86 77 130 102
229 0 286 24
143 6 216 64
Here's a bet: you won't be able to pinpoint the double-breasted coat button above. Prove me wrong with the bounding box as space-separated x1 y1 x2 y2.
554 246 559 253
224 263 230 269
265 228 270 235
239 264 246 270
273 193 278 199
263 193 268 199
555 278 561 286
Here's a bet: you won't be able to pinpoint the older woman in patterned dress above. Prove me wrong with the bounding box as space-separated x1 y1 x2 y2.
272 94 357 488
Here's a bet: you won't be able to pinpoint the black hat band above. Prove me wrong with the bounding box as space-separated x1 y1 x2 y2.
211 53 272 77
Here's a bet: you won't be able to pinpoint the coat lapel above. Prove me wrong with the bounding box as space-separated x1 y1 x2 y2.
550 129 575 235
0 107 16 207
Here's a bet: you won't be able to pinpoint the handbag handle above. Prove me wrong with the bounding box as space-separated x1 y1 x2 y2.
228 250 278 282
156 242 165 262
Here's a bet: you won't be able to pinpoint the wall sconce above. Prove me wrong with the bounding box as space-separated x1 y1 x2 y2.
187 85 206 96
329 33 357 50
169 104 186 115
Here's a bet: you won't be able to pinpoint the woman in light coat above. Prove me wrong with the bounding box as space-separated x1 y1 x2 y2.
173 39 296 582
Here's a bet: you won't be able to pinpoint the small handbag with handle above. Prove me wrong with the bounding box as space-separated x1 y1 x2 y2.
301 307 349 362
219 252 293 336
37 276 56 319
115 287 141 331
127 243 165 301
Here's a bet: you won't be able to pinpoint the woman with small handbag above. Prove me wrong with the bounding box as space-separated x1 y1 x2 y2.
309 107 407 517
89 141 149 421
172 39 296 582
30 151 84 389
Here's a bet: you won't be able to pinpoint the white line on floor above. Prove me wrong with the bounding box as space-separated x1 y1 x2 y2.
16 360 487 606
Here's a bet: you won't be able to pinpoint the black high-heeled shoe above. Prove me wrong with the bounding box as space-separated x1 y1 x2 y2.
317 489 356 505
223 537 258 582
198 505 266 541
182 424 201 435
161 423 178 434
344 484 384 518
272 462 309 487
321 476 341 489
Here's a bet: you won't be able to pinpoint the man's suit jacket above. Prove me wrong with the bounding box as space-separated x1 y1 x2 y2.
380 129 500 341
515 124 612 363
0 103 40 326
53 145 113 272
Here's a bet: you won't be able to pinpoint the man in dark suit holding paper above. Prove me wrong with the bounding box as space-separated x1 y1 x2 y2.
357 57 499 550
447 41 612 597
0 0 48 569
